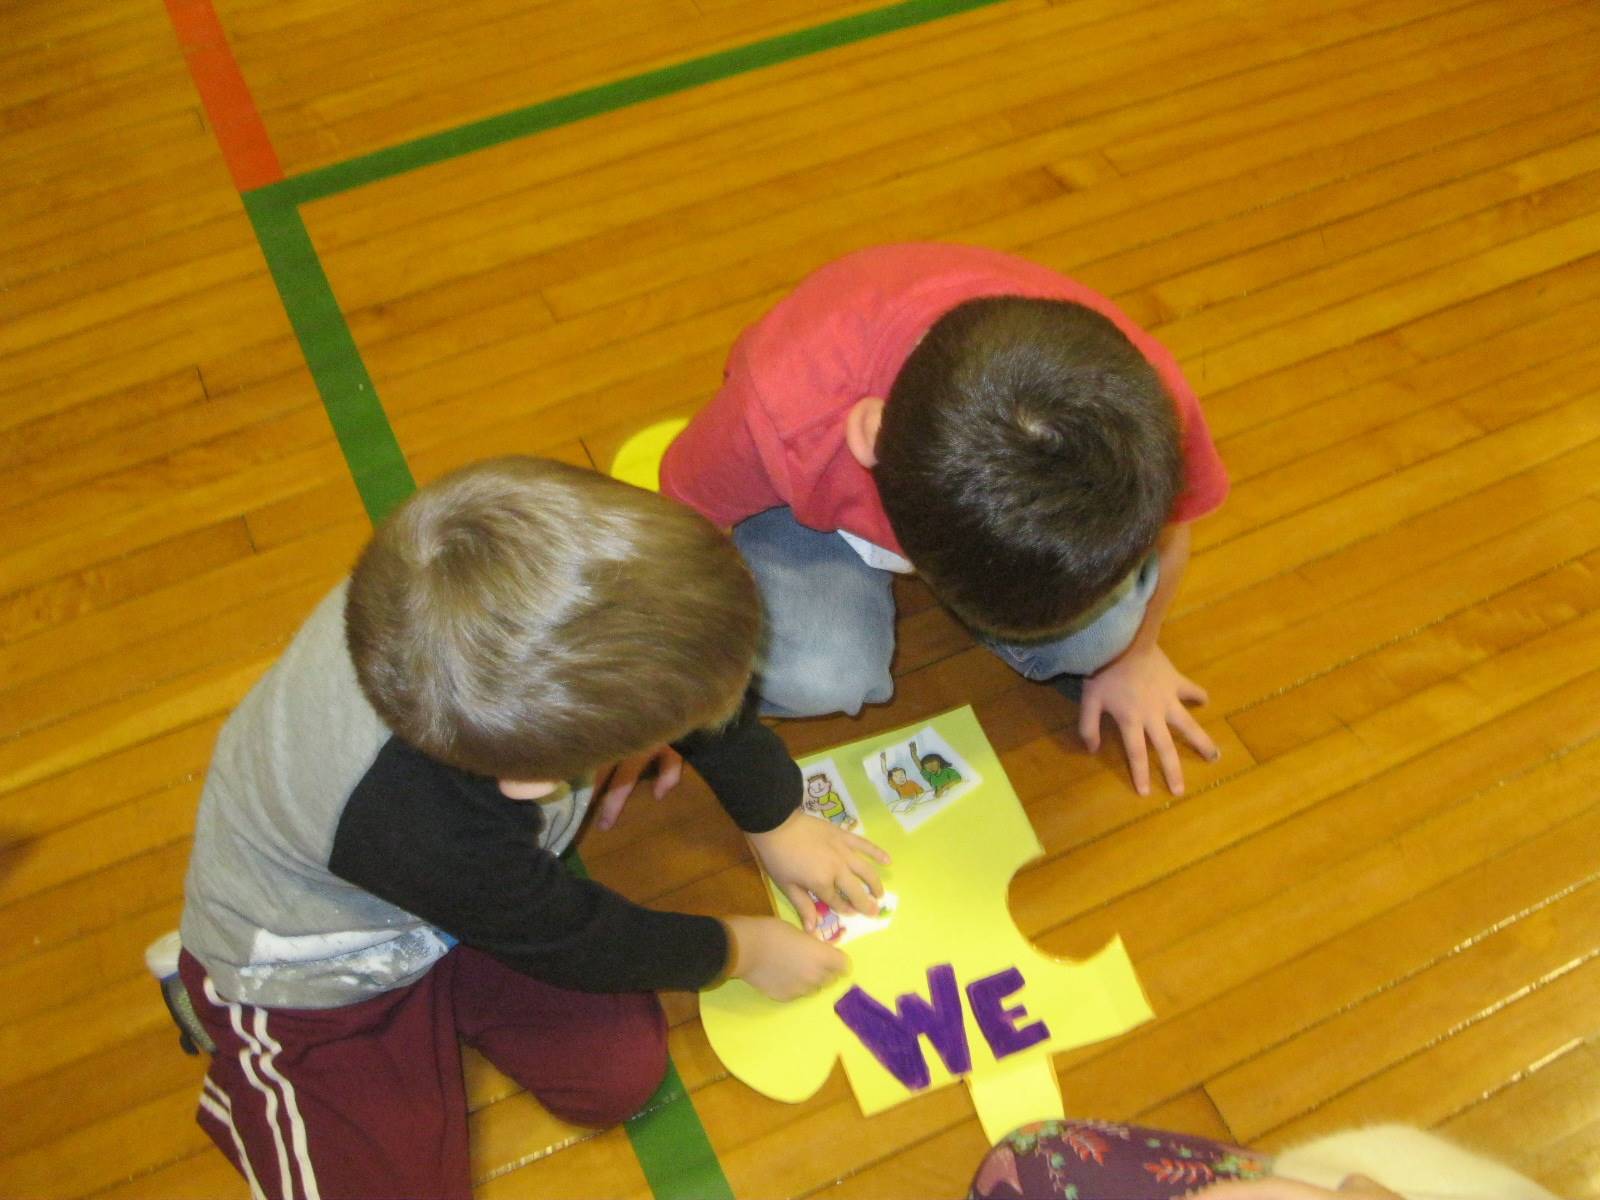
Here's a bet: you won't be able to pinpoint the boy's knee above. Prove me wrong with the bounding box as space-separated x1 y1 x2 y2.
758 659 893 718
544 997 668 1128
561 1049 667 1128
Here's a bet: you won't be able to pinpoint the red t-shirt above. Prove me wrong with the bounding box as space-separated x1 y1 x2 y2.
661 243 1228 555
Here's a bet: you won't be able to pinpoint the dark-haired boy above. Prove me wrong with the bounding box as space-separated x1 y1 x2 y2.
662 243 1229 796
177 457 886 1200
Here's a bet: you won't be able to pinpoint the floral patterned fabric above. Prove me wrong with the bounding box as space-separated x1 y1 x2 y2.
970 1120 1271 1200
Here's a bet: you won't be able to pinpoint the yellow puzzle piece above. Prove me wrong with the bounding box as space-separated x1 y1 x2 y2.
609 417 689 493
700 705 1153 1142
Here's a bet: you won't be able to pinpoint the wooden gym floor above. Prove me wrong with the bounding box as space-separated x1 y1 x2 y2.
3 0 1599 1195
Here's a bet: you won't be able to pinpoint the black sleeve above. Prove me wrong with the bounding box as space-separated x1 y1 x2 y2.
672 689 801 834
328 739 729 993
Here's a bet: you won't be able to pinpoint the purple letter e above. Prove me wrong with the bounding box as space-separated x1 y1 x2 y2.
966 967 1050 1059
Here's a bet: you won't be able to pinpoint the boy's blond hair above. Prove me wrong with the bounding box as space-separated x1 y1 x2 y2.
346 457 759 782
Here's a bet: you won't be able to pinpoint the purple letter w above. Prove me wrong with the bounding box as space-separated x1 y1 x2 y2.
834 963 972 1090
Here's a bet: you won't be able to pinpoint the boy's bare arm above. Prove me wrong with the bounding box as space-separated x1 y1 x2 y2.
1078 522 1219 796
720 914 849 1000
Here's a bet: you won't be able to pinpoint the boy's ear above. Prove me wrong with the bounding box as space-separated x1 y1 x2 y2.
844 397 886 468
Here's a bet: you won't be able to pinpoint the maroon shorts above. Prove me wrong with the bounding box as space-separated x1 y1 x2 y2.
180 946 667 1200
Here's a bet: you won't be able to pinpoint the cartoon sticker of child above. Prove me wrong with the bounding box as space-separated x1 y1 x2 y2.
811 898 845 944
879 751 930 812
804 772 854 828
910 740 963 797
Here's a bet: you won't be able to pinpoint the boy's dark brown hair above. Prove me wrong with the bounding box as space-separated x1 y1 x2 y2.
873 296 1182 639
346 457 759 782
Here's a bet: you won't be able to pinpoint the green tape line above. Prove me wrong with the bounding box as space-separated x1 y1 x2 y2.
242 189 416 525
628 1062 736 1200
254 0 1008 205
564 852 736 1198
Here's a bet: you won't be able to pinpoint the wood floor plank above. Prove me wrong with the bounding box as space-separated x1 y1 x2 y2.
85 1149 250 1200
0 436 348 601
0 973 169 1092
1157 170 1600 374
1440 1037 1600 1193
294 0 1061 259
803 1118 994 1200
0 402 338 557
0 653 269 798
1196 245 1600 445
0 842 192 972
1014 596 1600 935
1255 951 1600 1152
0 1083 217 1200
0 378 318 521
0 520 254 645
0 367 206 472
302 0 1310 307
1 717 220 847
0 521 361 704
1180 398 1600 615
0 57 203 166
0 574 329 743
0 900 183 1030
1044 682 1600 999
1047 796 1600 1133
1211 863 1600 1141
1227 541 1600 759
255 0 899 170
1 777 202 908
0 1022 202 1161
474 1122 649 1200
1061 80 1600 307
1214 294 1600 485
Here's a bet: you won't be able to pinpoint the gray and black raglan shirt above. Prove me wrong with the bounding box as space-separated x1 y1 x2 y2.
180 583 799 1009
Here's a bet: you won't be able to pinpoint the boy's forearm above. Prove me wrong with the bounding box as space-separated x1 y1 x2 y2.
673 689 802 833
1128 521 1191 654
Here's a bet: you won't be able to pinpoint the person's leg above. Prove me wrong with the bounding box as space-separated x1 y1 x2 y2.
180 950 473 1200
732 507 897 717
449 945 668 1127
982 550 1161 687
969 1120 1269 1199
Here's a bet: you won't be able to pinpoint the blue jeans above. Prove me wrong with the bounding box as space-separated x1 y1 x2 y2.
732 507 1160 718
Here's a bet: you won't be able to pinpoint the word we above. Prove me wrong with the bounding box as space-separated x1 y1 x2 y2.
834 963 1048 1089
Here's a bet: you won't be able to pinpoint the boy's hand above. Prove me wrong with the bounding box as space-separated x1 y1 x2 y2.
593 745 683 831
723 914 850 1000
1080 643 1219 796
749 808 890 931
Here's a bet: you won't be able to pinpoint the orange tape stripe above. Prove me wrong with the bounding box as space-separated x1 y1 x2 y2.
165 0 282 191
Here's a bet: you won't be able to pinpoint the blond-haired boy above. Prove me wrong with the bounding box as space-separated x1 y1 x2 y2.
177 457 886 1199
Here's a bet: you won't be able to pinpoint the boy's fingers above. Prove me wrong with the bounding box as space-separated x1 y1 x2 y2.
848 832 892 865
784 884 818 932
1171 705 1220 762
1149 722 1185 796
652 751 683 799
595 771 638 830
1178 675 1210 706
1078 695 1103 752
836 873 879 916
850 860 883 905
1118 718 1150 795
